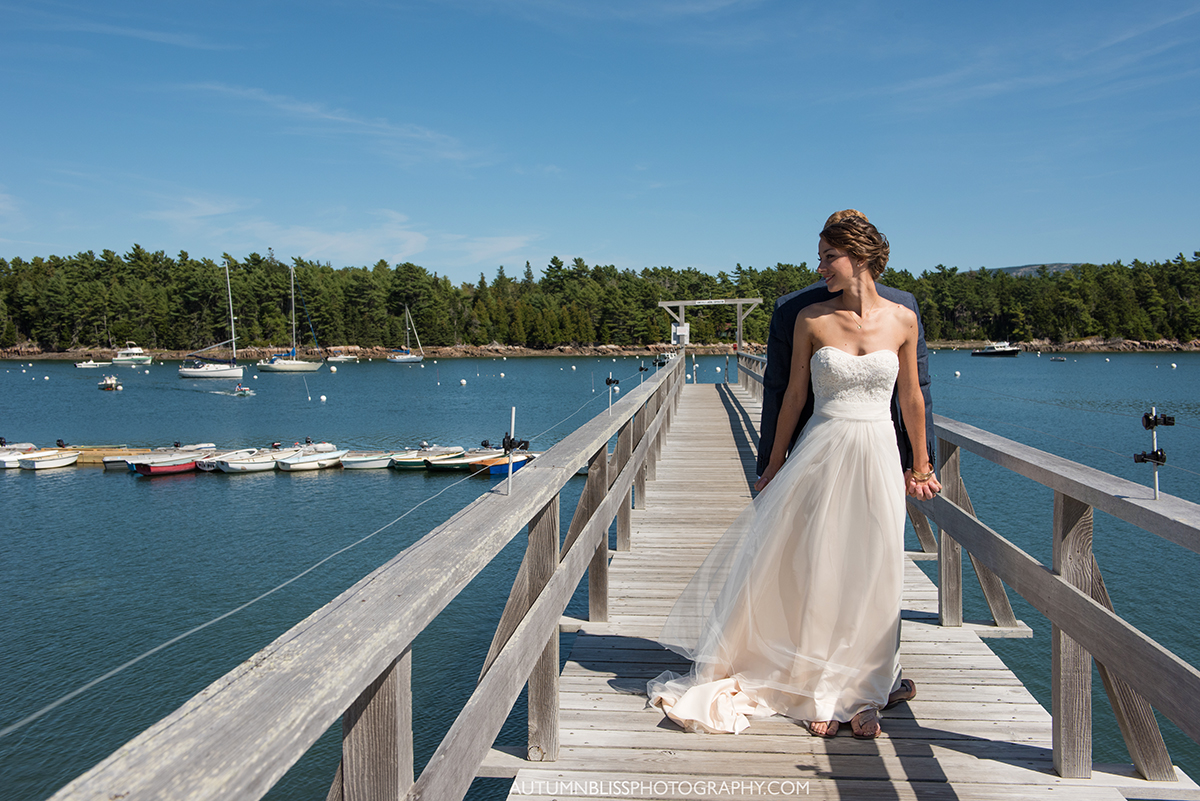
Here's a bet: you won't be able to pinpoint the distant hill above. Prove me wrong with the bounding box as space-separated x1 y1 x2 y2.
993 263 1080 277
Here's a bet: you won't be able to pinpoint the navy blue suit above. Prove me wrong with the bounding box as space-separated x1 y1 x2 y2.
756 281 934 477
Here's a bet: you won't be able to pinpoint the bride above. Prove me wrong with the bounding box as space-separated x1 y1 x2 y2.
648 214 941 739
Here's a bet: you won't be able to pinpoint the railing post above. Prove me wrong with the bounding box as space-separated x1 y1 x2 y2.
527 494 560 762
634 403 647 511
937 439 963 627
614 420 633 551
338 648 413 801
1052 491 1093 779
588 448 610 624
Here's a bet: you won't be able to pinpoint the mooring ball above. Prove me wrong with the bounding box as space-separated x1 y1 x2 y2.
954 371 961 377
330 366 337 373
460 379 467 385
320 395 327 402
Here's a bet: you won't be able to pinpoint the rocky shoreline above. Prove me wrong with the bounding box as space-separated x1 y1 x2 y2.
4 336 1197 361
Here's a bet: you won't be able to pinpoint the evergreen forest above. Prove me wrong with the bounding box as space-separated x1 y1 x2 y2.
1 247 1198 352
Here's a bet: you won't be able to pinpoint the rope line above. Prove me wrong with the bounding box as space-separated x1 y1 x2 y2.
0 469 484 742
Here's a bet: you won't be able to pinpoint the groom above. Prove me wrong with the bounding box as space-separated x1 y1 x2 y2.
755 211 934 491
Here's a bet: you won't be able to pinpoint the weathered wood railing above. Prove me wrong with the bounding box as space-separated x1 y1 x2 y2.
738 351 1200 784
49 352 686 801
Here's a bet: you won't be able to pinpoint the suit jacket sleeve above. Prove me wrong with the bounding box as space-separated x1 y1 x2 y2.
756 299 791 476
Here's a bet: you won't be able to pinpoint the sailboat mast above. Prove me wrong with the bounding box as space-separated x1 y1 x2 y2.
224 262 237 362
290 264 297 354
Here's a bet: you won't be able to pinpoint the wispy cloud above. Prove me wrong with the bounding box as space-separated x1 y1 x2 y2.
4 3 232 50
0 189 28 230
185 83 472 164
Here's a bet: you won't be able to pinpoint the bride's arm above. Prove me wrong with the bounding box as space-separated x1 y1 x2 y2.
897 311 941 500
754 313 814 492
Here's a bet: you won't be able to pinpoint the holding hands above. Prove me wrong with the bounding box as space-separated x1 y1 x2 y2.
905 466 941 500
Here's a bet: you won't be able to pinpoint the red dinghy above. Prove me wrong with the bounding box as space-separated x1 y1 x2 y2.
135 456 198 476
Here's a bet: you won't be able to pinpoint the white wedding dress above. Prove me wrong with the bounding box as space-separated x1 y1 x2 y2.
648 346 906 733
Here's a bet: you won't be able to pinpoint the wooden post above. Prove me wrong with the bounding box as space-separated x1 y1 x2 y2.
1087 556 1176 781
937 440 963 627
614 420 633 551
646 390 660 482
527 494 560 762
588 448 610 624
340 648 413 801
633 403 647 511
906 501 939 554
1052 491 1093 779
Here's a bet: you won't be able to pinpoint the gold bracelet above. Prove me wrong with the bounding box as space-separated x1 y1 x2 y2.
911 469 934 482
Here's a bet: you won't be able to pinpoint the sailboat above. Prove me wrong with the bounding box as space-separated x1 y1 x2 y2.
258 263 322 373
179 263 244 379
387 305 424 363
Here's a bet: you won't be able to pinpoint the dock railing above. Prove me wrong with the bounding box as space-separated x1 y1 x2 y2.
738 351 1200 784
50 352 687 801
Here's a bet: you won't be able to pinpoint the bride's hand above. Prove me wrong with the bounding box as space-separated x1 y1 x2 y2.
905 468 941 500
754 463 780 492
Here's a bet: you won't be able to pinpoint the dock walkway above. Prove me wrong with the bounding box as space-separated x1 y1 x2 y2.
496 382 1197 800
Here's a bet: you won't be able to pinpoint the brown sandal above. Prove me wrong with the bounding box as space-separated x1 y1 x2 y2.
851 708 881 740
884 679 916 710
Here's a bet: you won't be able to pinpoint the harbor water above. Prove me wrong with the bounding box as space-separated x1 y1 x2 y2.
1 351 1198 799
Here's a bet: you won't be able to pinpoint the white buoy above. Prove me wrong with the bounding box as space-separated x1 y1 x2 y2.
503 356 507 361
571 365 576 371
44 376 49 380
954 371 961 377
145 369 149 374
320 395 327 402
613 386 620 393
117 385 123 391
253 375 258 379
330 366 337 373
460 379 467 385
1105 358 1110 362
715 367 722 373
500 372 505 378
1172 363 1177 369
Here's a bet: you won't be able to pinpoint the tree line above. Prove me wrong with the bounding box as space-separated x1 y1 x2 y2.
0 246 1197 351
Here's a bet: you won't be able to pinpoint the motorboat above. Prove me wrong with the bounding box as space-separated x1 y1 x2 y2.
196 448 257 471
19 450 82 470
75 359 111 368
276 447 348 471
233 384 254 396
325 351 359 363
258 264 323 373
112 342 152 365
971 341 1020 357
422 448 505 472
98 375 122 391
340 451 400 469
386 305 424 363
216 447 302 473
179 263 244 379
2 446 51 468
389 445 465 469
483 451 537 475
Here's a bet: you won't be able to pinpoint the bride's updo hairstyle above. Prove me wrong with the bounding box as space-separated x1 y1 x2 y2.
819 213 890 279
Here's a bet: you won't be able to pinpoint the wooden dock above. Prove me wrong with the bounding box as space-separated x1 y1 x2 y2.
487 382 1198 800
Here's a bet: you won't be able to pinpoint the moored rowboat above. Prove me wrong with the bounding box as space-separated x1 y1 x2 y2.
389 446 464 469
3 448 57 468
19 451 82 470
276 448 349 471
340 451 399 469
216 448 302 473
135 455 199 476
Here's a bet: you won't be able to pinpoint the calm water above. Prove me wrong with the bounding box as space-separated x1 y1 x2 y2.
1 351 1197 799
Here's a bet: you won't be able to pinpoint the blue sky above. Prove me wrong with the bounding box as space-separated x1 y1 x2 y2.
2 0 1198 285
